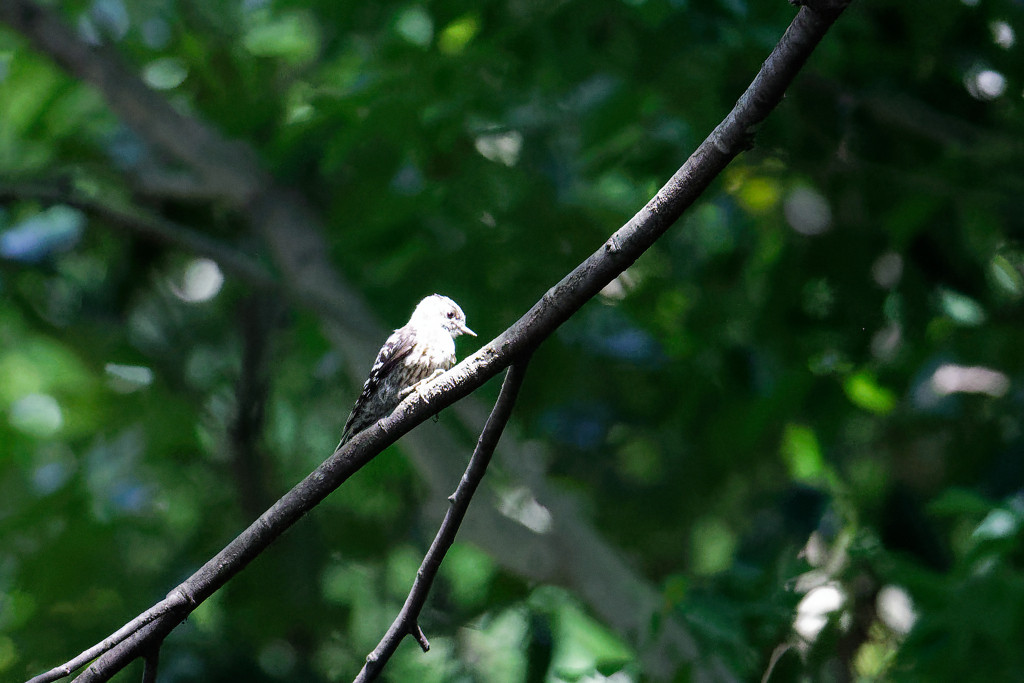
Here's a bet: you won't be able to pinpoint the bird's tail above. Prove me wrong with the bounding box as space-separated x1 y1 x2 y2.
335 430 351 452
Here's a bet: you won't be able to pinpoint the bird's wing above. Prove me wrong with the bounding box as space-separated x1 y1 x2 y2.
339 327 416 444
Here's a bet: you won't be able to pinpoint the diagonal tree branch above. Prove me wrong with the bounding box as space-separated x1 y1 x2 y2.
0 0 265 202
0 182 368 324
0 183 277 290
357 358 531 683
5 1 853 681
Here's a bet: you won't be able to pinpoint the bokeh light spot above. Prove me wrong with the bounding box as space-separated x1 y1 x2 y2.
475 131 523 167
9 393 63 438
396 6 433 47
438 14 478 54
785 186 832 235
876 585 917 636
172 258 224 303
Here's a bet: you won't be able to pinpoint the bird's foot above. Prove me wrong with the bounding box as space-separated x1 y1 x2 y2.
398 369 446 404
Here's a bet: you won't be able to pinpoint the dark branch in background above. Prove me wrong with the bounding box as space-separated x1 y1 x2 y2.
799 74 1024 159
0 183 276 290
835 577 880 683
2 0 854 680
228 294 280 520
133 165 236 202
0 1 265 201
356 359 531 683
0 183 366 324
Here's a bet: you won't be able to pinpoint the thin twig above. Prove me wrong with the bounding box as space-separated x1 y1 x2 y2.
24 594 188 683
74 614 180 683
140 645 160 683
355 359 531 683
761 643 794 683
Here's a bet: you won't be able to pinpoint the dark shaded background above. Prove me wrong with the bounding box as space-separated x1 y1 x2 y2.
1 0 1023 681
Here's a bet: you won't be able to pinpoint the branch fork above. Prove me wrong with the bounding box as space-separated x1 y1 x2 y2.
355 359 531 683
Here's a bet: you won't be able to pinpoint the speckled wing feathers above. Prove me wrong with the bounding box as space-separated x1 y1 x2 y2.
339 327 416 446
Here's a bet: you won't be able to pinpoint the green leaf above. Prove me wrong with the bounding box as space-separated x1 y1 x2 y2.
939 288 986 326
781 423 824 482
691 516 738 576
142 57 188 90
438 14 479 55
243 12 320 66
843 372 897 415
440 542 496 608
552 602 634 679
928 488 995 517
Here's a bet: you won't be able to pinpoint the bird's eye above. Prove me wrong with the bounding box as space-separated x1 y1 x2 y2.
446 310 456 318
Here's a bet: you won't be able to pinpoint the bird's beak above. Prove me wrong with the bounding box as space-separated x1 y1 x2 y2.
460 322 476 337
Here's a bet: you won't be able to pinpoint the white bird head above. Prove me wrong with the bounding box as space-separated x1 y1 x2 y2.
410 294 476 338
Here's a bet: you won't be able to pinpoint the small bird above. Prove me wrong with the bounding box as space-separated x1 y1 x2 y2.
337 294 476 448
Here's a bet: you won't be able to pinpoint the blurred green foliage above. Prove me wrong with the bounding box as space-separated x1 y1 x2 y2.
2 0 1024 682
